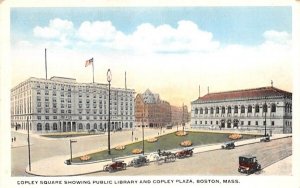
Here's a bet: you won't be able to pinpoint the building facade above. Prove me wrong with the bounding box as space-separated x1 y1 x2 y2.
135 89 171 128
11 76 135 134
191 86 292 134
170 105 189 126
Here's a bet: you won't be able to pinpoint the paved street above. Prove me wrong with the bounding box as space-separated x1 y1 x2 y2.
86 137 292 176
11 127 173 176
12 127 292 176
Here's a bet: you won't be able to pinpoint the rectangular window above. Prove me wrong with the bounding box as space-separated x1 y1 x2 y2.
255 121 258 126
37 116 41 120
248 121 251 125
272 121 275 126
195 121 197 124
263 121 266 125
241 121 244 125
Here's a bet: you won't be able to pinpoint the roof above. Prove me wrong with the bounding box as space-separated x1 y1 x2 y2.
192 86 292 103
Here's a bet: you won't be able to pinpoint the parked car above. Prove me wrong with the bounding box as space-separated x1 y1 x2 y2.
221 141 235 149
260 135 270 142
88 129 96 134
128 155 150 167
238 155 261 174
175 147 194 158
103 160 126 172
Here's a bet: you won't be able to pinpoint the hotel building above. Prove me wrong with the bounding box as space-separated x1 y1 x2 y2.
191 86 292 134
11 76 135 134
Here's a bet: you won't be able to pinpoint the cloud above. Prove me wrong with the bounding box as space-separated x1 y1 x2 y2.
33 18 74 39
112 20 220 53
263 30 291 44
77 21 119 42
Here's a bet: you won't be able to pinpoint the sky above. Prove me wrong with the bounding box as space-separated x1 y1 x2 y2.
10 7 292 107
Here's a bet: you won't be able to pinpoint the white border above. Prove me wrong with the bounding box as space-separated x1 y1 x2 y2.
1 1 299 188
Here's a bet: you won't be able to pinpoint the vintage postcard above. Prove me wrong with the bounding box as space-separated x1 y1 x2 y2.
0 0 299 188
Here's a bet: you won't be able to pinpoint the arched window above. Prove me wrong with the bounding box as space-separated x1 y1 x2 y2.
221 107 225 114
45 123 50 130
216 107 219 114
234 106 238 113
53 123 57 130
86 123 90 130
94 123 97 129
210 107 214 114
37 123 42 131
255 105 260 113
130 122 133 128
78 123 83 129
195 108 199 114
200 108 203 114
248 105 252 113
271 104 276 112
241 106 245 113
227 106 232 114
205 108 208 114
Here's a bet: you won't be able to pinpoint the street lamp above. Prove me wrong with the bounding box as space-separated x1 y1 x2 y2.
264 97 267 137
27 116 31 171
142 104 145 155
182 104 185 132
69 139 77 163
142 125 145 155
107 69 112 155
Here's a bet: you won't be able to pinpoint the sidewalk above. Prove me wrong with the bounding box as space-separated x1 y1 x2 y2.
25 133 291 176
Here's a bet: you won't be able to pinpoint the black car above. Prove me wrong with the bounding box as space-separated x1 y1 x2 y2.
260 135 270 142
238 155 261 174
221 141 235 149
128 155 149 167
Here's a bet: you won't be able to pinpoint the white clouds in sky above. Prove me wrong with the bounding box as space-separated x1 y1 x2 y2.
33 18 74 42
77 21 119 42
12 18 292 106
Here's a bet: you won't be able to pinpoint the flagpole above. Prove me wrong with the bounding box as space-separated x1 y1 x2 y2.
92 58 94 83
45 48 47 80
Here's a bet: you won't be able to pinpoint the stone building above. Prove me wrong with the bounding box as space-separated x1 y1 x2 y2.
171 105 189 126
135 89 171 128
11 76 135 134
191 86 292 134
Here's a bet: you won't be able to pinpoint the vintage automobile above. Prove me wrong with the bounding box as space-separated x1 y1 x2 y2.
128 155 150 167
103 160 127 172
221 141 235 149
238 155 261 174
175 147 194 158
260 135 271 142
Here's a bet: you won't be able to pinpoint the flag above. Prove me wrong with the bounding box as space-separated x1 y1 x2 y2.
85 58 93 67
